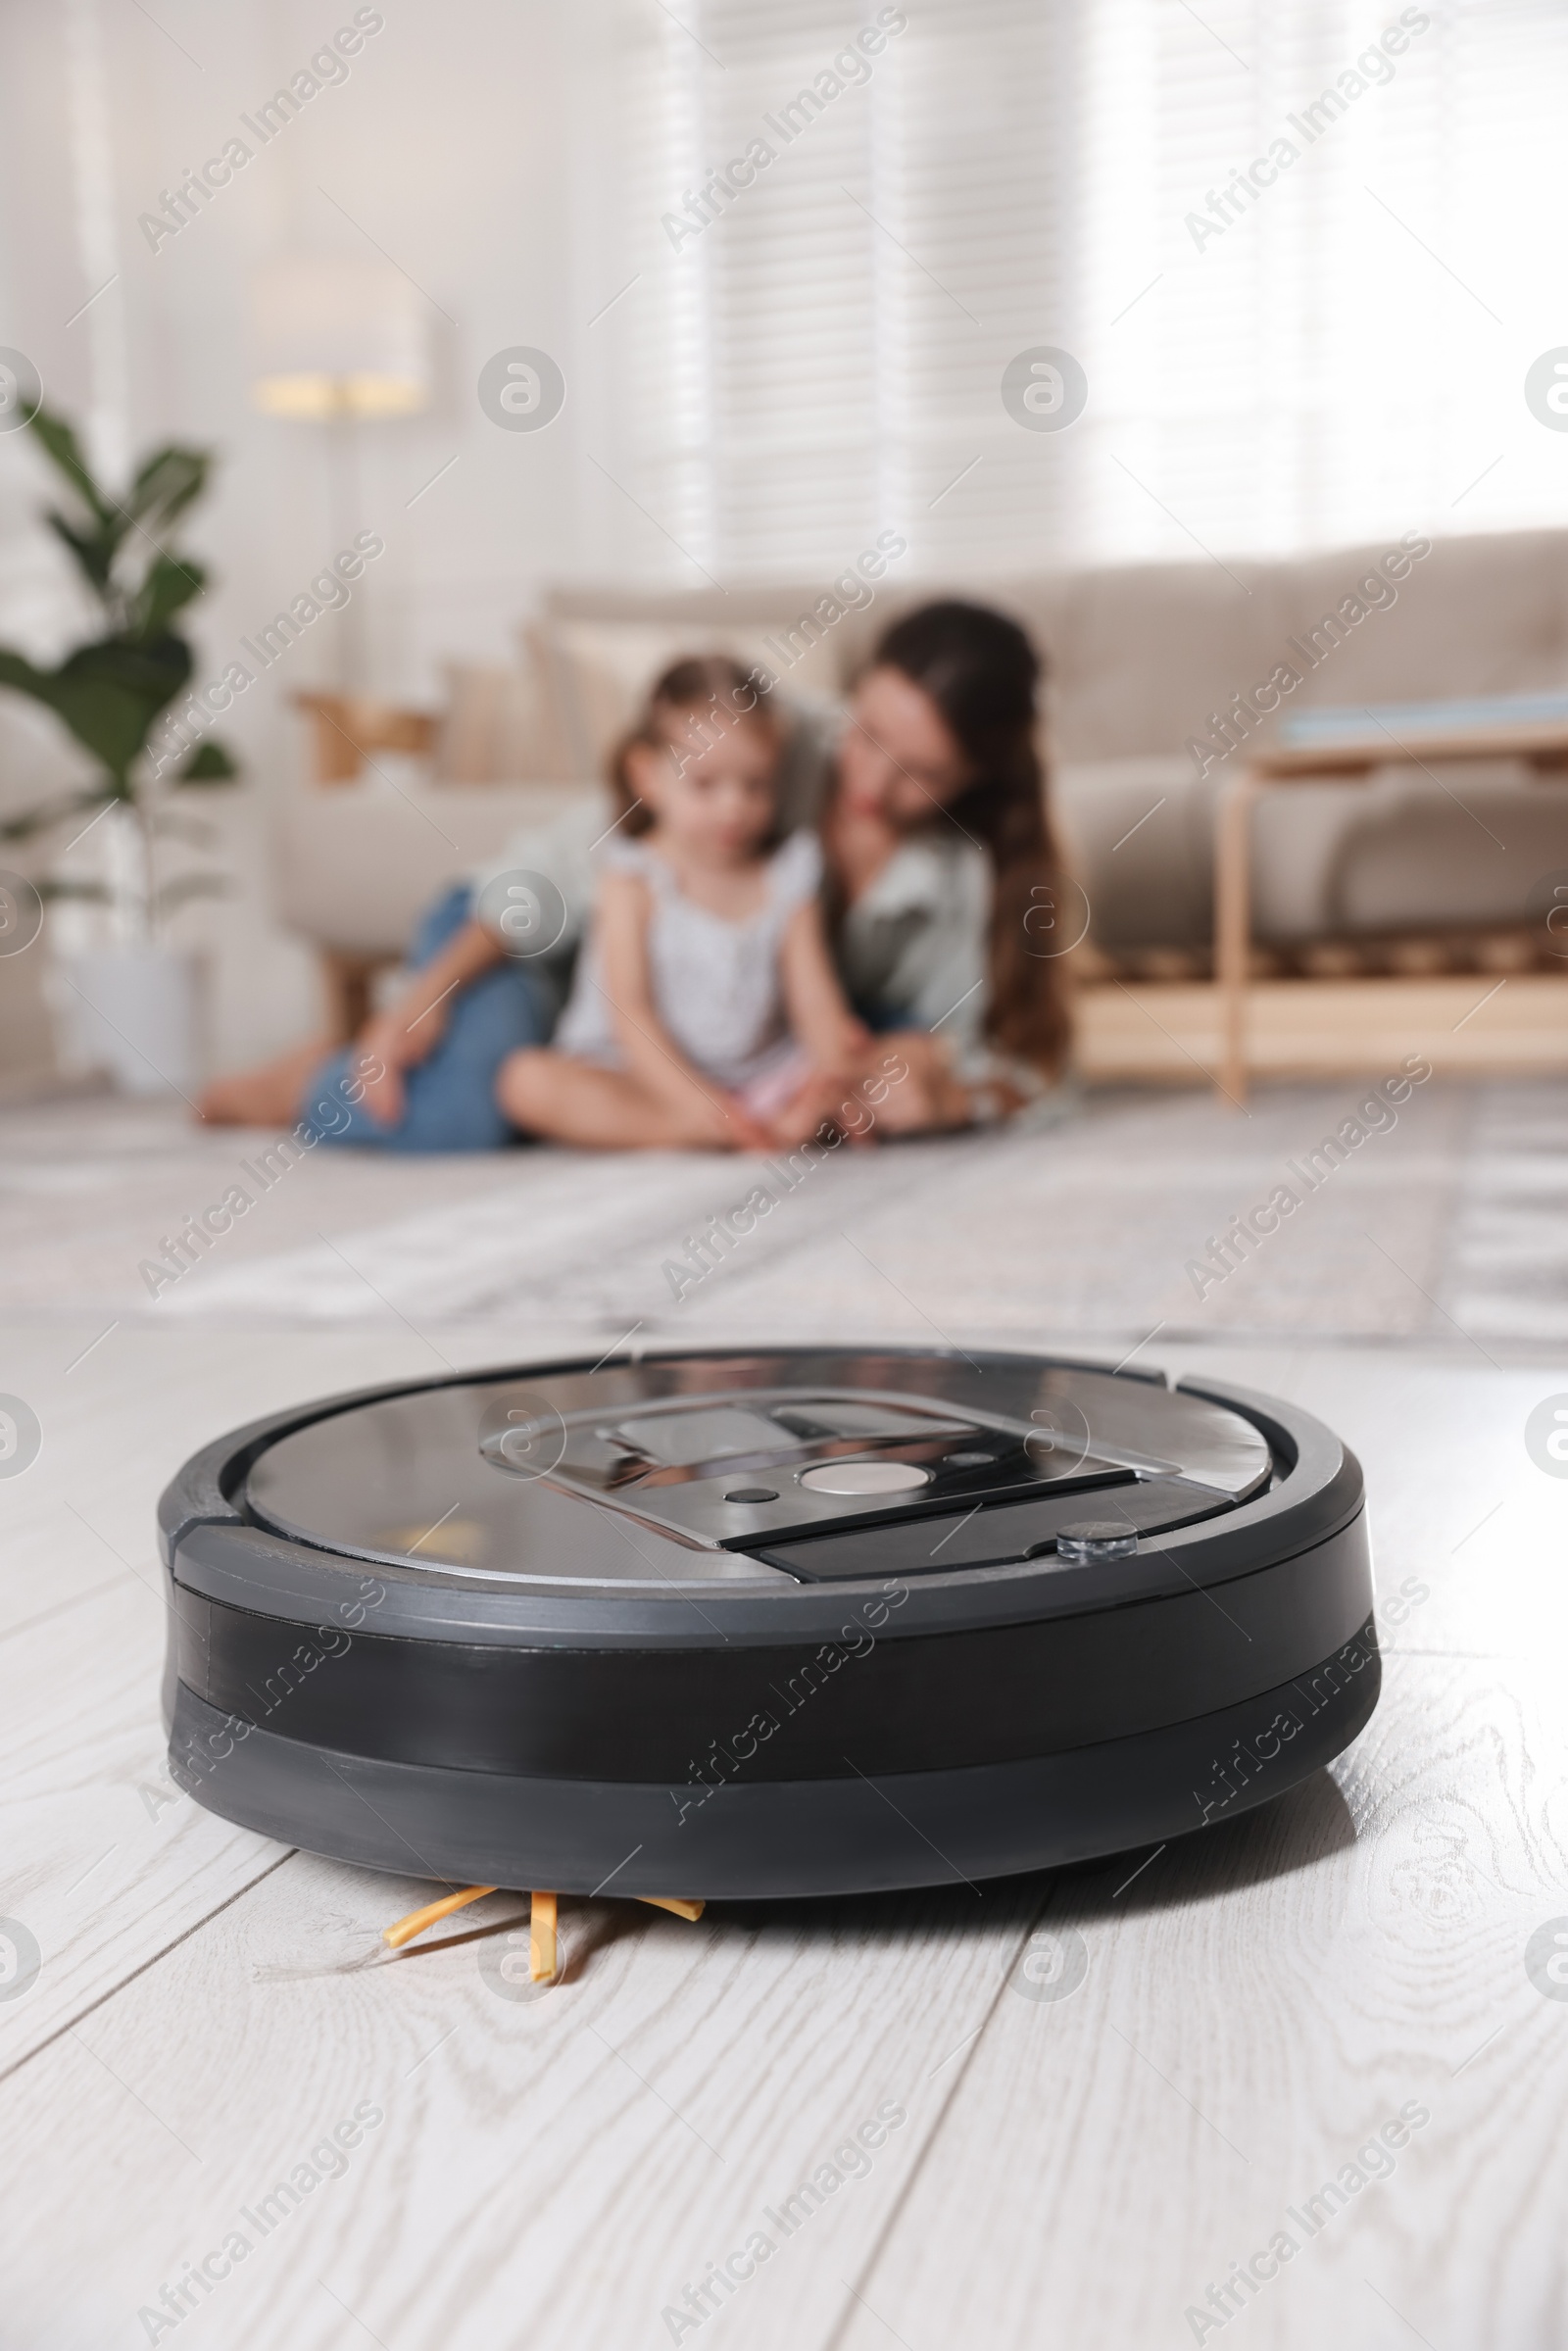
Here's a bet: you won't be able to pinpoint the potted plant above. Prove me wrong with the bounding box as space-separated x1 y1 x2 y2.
0 407 237 1095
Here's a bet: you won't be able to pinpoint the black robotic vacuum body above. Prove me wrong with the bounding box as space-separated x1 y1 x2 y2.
160 1347 1379 1898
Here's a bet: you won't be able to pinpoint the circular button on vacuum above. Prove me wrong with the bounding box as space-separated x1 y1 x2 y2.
724 1487 779 1504
1054 1520 1139 1562
800 1460 932 1496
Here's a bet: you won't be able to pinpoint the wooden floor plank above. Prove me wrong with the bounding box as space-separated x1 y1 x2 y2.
0 1324 580 2071
827 1646 1568 2351
2 1849 1046 2351
0 1569 293 2075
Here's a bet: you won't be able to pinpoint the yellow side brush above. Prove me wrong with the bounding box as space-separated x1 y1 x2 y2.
381 1886 707 1977
381 1884 496 1948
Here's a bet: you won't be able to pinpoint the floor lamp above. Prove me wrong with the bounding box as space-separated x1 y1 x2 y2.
250 256 431 692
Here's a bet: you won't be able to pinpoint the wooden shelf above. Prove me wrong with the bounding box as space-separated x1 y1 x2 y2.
1075 970 1568 1085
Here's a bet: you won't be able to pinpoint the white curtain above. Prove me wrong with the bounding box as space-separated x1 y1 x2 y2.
599 0 1568 580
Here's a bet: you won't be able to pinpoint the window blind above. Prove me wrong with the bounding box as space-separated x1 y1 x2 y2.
599 0 1568 581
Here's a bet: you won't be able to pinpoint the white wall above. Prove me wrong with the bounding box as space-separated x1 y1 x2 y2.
0 0 612 1071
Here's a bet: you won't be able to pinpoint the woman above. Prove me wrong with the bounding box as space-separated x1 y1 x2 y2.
198 598 1070 1145
821 599 1069 1131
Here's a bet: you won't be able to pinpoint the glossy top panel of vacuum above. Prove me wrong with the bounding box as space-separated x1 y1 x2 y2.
231 1347 1275 1592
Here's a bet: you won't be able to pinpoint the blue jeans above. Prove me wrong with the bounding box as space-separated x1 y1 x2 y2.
854 995 931 1036
303 886 553 1151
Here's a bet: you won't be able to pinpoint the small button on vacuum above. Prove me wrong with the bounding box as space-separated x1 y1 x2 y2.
1054 1520 1139 1562
724 1487 780 1504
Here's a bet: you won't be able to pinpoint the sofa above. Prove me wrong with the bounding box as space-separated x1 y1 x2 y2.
271 529 1568 1061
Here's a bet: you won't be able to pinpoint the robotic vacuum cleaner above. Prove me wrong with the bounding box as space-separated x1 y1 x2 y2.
159 1347 1379 1901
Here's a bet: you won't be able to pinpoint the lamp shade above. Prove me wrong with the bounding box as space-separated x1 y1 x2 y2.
251 256 430 419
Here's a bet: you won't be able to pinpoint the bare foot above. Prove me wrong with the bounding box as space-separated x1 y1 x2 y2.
764 1073 873 1151
856 1034 972 1135
197 1039 332 1128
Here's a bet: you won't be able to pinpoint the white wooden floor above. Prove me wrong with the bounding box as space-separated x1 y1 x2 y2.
5 1101 1568 2348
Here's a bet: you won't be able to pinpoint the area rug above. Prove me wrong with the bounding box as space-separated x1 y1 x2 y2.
4 1077 1564 1352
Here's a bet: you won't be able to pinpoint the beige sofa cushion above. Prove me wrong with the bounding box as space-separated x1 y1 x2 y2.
1054 756 1211 951
1058 755 1568 949
536 612 842 778
272 776 591 959
435 628 575 782
1006 561 1293 764
1318 762 1568 938
1280 531 1568 713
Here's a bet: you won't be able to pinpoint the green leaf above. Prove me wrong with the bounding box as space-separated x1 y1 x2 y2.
55 636 193 783
176 738 239 784
0 633 192 790
45 511 117 599
0 786 111 845
125 445 210 536
28 418 214 609
0 646 53 703
126 552 206 643
3 408 226 795
26 409 115 525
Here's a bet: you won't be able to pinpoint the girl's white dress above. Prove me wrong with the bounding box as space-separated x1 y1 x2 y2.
552 829 823 1097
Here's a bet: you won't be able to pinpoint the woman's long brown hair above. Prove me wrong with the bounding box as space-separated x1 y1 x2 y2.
869 601 1070 1077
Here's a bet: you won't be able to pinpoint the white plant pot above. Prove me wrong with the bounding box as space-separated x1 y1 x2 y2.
60 946 200 1098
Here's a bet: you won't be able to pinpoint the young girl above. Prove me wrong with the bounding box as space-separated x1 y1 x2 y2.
496 658 868 1151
